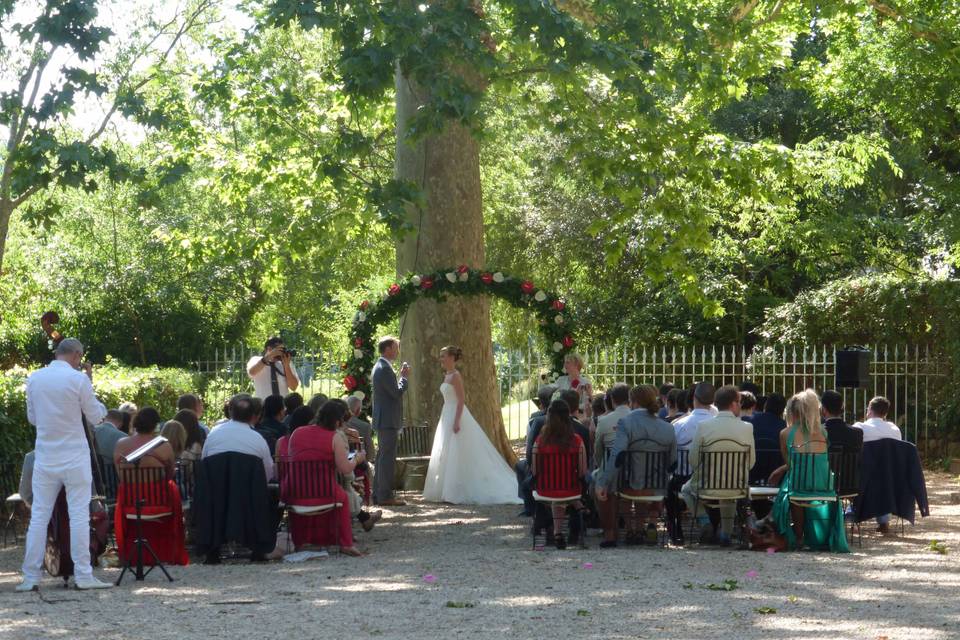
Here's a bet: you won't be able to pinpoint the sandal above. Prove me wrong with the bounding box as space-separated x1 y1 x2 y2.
341 546 367 557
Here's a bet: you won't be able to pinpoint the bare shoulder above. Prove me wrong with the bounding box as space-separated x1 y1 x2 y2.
448 369 463 383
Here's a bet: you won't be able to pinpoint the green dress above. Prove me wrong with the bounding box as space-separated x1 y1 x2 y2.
771 425 850 553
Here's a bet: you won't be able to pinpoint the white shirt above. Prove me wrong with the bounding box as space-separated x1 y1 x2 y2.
26 360 107 469
673 408 715 475
246 355 300 399
854 417 902 443
201 419 274 481
554 374 593 413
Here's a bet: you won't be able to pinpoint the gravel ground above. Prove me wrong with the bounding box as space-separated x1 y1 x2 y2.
0 472 958 640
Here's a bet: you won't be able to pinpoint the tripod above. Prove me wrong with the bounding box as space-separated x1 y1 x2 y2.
116 461 174 585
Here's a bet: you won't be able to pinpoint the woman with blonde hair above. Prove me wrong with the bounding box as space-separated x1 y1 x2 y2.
770 389 848 552
554 353 594 420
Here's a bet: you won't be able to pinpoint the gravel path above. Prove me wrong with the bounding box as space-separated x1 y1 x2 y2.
1 472 958 640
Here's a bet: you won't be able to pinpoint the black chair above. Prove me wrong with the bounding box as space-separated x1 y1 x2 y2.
829 447 862 546
616 442 670 545
688 440 751 544
748 440 783 505
666 445 692 544
532 448 586 550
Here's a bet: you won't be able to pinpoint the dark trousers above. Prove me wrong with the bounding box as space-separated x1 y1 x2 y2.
514 460 535 515
374 429 398 503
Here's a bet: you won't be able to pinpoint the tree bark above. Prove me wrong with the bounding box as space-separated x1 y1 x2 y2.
394 67 517 465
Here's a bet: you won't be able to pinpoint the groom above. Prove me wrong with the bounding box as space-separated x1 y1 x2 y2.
372 336 410 506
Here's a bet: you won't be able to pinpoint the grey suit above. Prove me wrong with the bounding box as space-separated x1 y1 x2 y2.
598 409 677 490
372 357 407 502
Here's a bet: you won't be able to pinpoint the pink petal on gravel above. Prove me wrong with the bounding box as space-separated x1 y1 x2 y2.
423 574 437 583
766 547 776 554
746 570 759 578
582 562 593 569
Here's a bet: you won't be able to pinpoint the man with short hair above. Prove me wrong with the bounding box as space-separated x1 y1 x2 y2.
177 393 208 434
255 394 287 456
593 383 631 472
821 390 863 454
657 382 674 419
680 385 755 545
854 396 901 534
371 336 409 507
19 338 112 591
202 393 274 482
246 337 300 399
346 395 375 461
282 392 304 430
94 409 127 466
560 388 593 467
672 382 716 475
515 385 557 517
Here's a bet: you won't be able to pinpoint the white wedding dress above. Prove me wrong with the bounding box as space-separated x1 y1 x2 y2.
422 381 522 505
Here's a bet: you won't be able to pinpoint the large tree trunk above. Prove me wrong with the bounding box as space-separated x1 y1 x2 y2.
394 68 516 465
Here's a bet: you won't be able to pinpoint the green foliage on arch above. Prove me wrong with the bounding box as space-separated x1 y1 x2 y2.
342 266 576 397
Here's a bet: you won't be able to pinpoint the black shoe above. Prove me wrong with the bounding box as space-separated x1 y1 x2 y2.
670 536 685 546
518 510 533 517
554 534 567 550
250 551 269 562
204 553 221 565
625 532 643 546
600 540 618 549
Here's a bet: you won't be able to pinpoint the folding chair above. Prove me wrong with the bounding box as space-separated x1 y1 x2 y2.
277 458 344 553
532 448 585 550
688 440 751 545
829 448 862 547
616 443 669 545
115 466 176 584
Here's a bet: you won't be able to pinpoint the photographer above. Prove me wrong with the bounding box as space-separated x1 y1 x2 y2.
246 337 300 399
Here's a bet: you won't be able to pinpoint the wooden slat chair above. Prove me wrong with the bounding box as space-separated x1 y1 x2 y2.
395 423 434 492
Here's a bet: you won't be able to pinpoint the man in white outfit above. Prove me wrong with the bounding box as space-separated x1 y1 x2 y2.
18 339 112 591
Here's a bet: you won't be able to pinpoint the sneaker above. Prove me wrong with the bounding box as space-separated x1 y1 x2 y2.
362 509 383 532
75 576 113 590
15 579 38 593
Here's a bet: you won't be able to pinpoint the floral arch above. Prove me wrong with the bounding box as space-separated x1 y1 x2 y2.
342 265 576 397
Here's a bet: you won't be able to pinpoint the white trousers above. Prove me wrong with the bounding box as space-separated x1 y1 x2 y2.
22 461 93 582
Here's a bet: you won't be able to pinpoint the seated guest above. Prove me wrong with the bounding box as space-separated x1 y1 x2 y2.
113 409 188 566
746 392 787 443
283 392 304 430
657 382 674 419
212 401 231 429
672 382 716 475
113 408 176 480
515 385 558 517
560 389 592 468
821 390 863 454
603 390 615 414
307 393 329 415
177 394 208 434
287 400 366 556
593 383 631 472
256 394 287 456
173 409 206 463
277 405 317 459
853 396 901 534
554 353 594 420
94 409 127 467
664 388 685 422
771 390 849 552
345 395 375 459
739 391 757 419
680 385 755 545
591 393 608 428
532 400 587 550
202 394 274 482
160 420 187 459
595 385 677 547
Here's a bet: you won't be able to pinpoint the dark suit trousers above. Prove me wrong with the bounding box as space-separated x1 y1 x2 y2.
374 429 399 503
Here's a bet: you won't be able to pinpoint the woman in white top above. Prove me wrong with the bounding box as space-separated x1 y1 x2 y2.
554 353 593 420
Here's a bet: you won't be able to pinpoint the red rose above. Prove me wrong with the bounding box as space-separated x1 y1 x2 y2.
388 284 401 296
360 300 369 310
343 375 357 391
480 272 493 284
354 337 363 348
571 378 580 390
562 335 575 348
421 276 435 290
457 264 469 274
520 281 535 294
552 299 566 311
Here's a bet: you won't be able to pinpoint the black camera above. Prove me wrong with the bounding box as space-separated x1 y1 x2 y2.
282 348 298 359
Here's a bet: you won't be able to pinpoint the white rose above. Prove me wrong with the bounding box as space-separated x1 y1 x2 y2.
446 272 457 283
534 290 547 302
411 275 422 286
553 342 563 352
492 272 504 283
458 272 468 282
555 314 564 324
354 349 364 358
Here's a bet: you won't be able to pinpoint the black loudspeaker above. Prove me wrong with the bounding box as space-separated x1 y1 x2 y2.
835 348 871 388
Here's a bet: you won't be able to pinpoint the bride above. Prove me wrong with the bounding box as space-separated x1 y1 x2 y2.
422 346 522 505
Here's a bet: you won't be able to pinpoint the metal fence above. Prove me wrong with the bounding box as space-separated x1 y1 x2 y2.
195 344 946 453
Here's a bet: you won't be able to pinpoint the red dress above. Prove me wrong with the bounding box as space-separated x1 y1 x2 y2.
286 426 353 549
114 474 189 566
